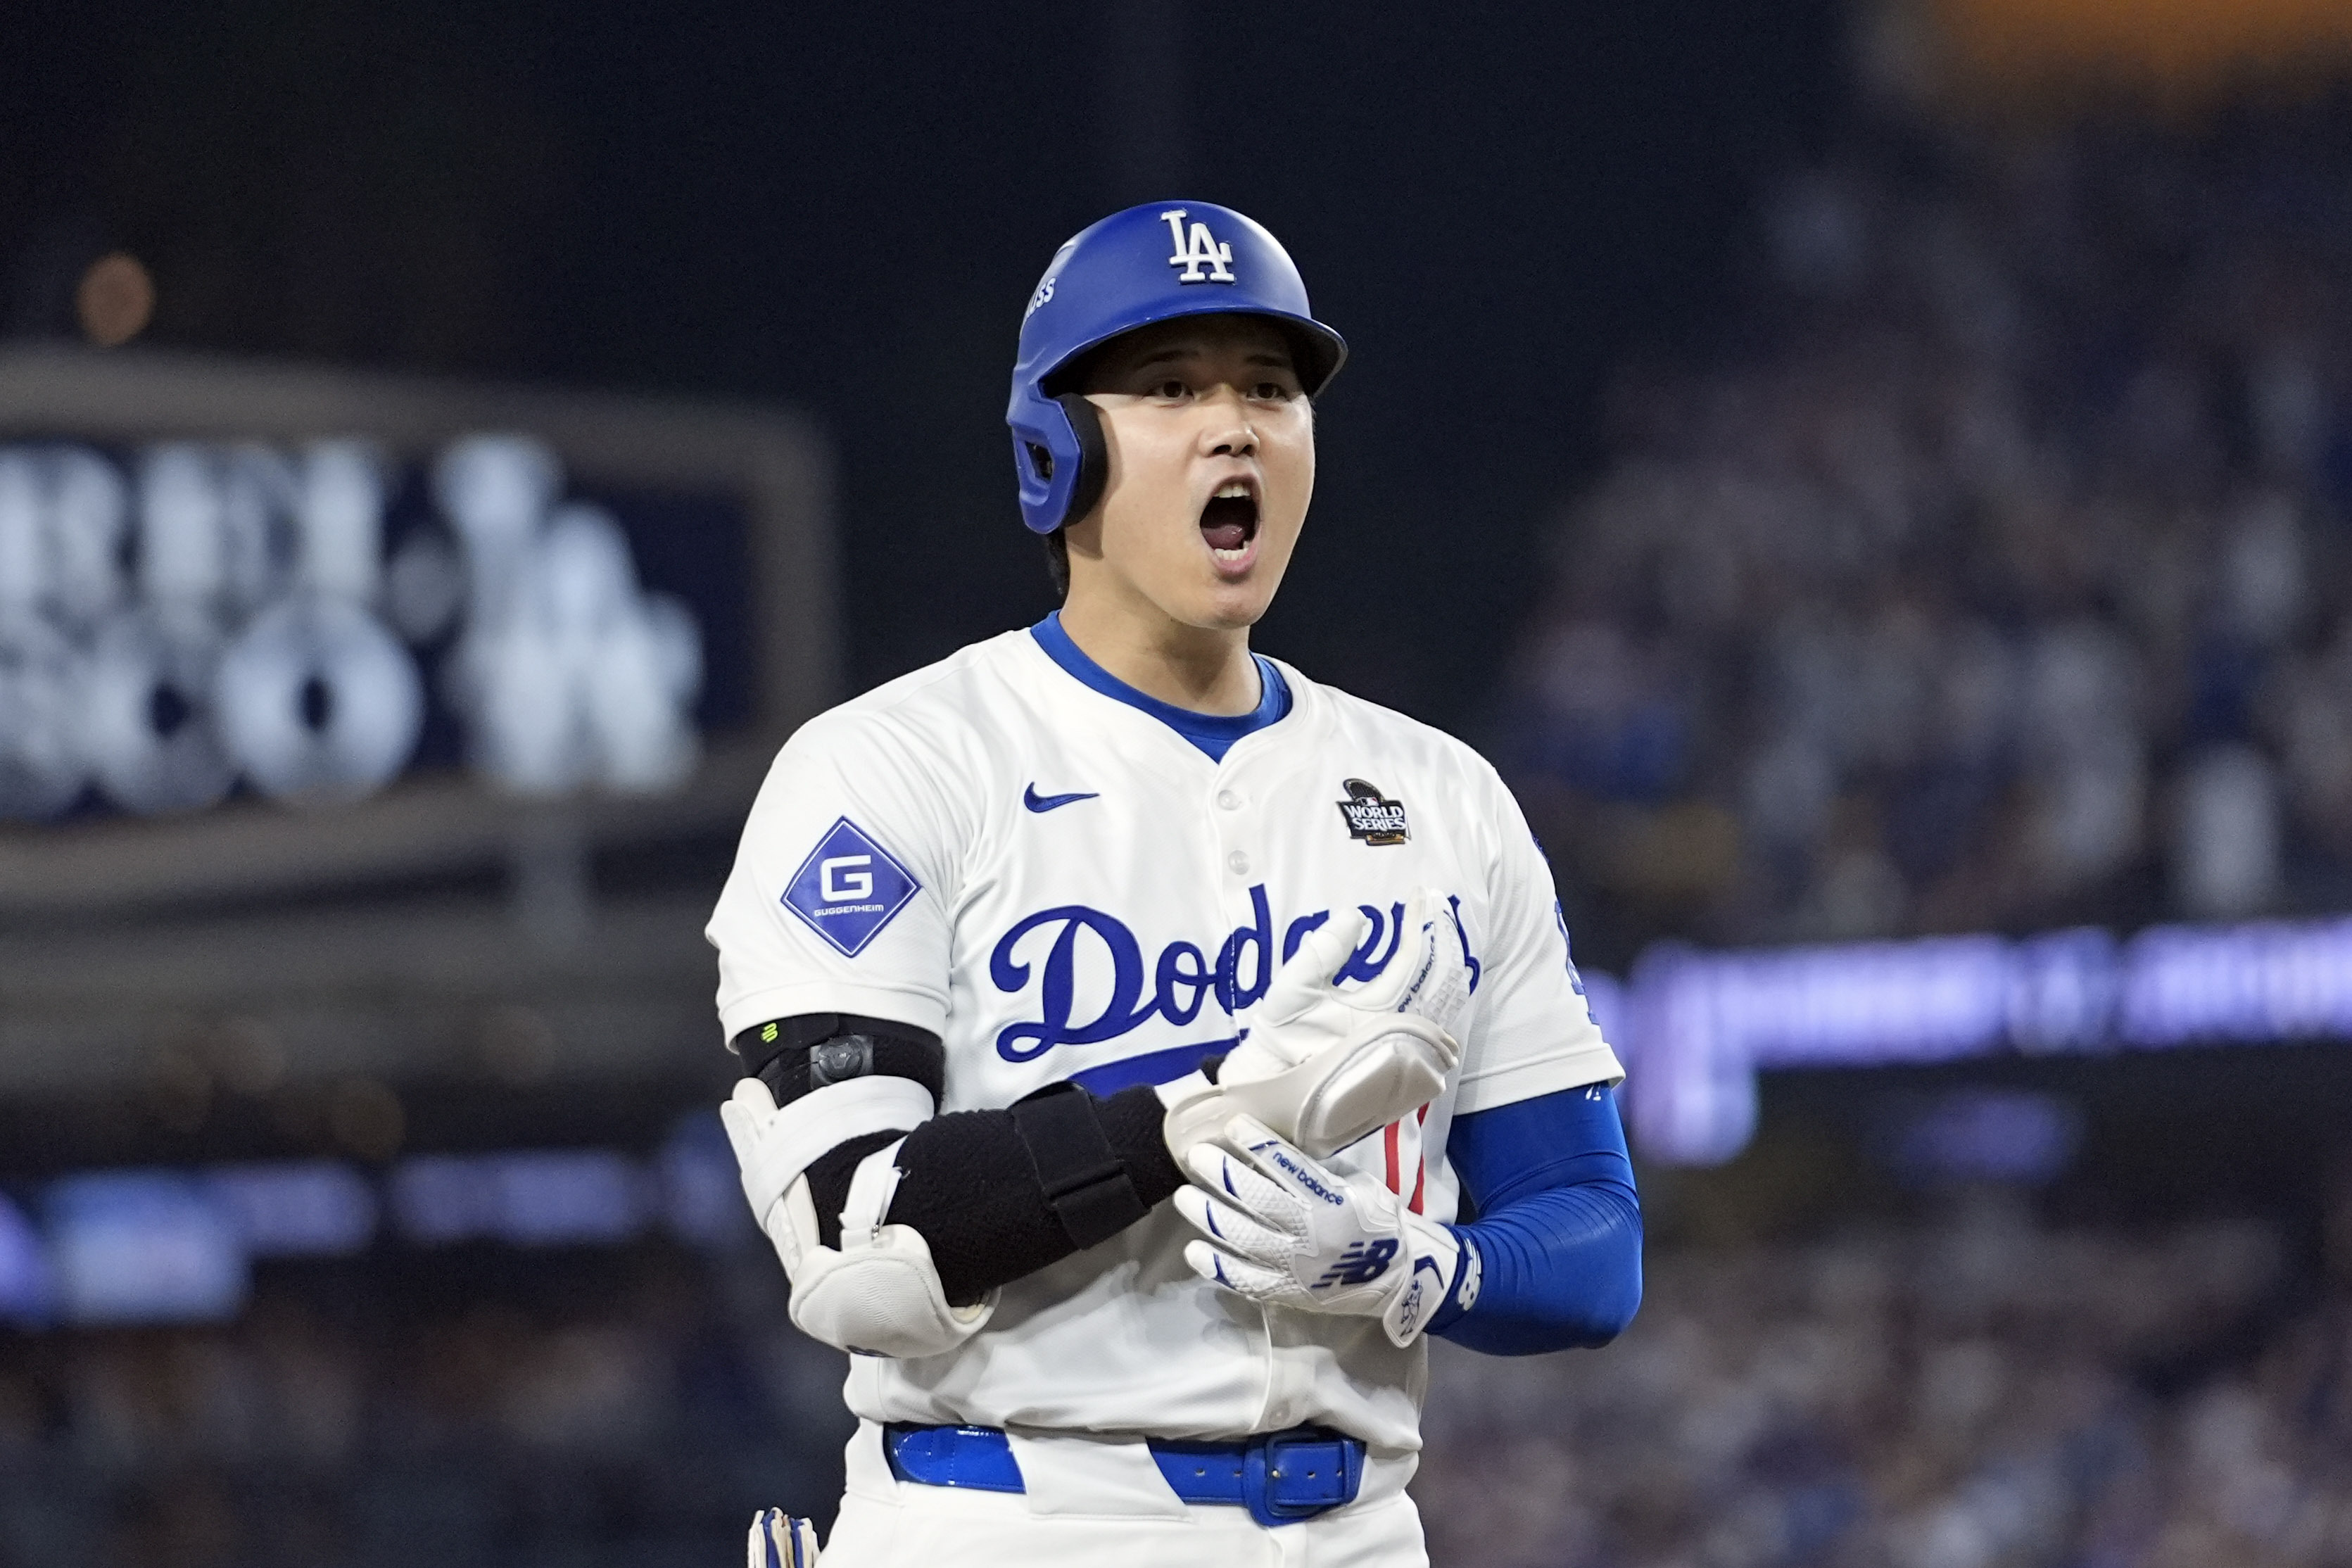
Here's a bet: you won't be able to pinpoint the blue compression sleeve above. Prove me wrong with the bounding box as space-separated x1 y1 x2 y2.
1427 1084 1643 1355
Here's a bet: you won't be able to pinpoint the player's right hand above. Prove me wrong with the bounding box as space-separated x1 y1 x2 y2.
1158 886 1469 1161
1175 1116 1469 1347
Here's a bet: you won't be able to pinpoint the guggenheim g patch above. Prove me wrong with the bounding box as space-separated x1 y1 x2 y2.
782 817 920 957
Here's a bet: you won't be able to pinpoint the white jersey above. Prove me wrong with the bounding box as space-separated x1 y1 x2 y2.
705 625 1621 1454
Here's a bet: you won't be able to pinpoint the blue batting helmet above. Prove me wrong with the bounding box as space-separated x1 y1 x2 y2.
1007 201 1347 536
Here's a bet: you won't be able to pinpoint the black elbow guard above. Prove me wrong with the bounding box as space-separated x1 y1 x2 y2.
731 1013 946 1107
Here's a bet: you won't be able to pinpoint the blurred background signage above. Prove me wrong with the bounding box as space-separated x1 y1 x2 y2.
1601 915 2352 1165
0 348 832 820
0 346 833 1104
0 433 702 816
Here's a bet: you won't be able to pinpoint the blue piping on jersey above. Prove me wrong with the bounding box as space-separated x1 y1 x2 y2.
1066 1037 1238 1096
1031 612 1291 762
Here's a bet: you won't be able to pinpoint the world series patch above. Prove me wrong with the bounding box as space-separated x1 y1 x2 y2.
1336 778 1410 846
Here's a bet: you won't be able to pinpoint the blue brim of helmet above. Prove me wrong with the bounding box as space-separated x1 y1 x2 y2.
1039 300 1347 399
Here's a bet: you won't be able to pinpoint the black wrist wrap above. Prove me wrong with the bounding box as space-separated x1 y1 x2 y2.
1010 1082 1149 1251
799 1083 1185 1306
731 1013 945 1107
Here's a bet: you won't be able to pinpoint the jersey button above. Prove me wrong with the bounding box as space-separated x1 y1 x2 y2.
1215 789 1241 811
1225 850 1251 876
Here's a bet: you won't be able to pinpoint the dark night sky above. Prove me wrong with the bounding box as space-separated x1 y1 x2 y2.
1 2 1848 731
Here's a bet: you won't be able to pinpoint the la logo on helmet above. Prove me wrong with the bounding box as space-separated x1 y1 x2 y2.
1160 208 1236 284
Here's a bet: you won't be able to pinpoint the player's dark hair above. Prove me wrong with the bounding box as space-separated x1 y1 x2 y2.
1043 527 1070 598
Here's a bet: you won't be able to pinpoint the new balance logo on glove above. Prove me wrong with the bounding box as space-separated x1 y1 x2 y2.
1315 1238 1399 1289
1173 1118 1467 1348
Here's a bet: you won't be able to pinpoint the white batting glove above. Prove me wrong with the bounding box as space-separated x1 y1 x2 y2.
1174 1115 1477 1347
747 1507 821 1567
1160 887 1471 1161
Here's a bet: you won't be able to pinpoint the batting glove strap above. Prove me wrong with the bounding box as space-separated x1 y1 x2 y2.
1425 1229 1484 1336
1174 1116 1465 1348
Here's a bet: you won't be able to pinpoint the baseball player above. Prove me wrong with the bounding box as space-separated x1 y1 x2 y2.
711 201 1643 1567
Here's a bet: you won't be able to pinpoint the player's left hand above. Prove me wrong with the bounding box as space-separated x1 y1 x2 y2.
1158 885 1470 1163
1173 1115 1474 1348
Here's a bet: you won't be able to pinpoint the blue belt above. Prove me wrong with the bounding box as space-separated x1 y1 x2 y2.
882 1422 1366 1528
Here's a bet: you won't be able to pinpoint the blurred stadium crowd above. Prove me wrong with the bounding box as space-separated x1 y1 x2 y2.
1508 97 2352 957
0 1195 2341 1568
1419 1196 2352 1568
12 58 2352 1568
0 1246 852 1568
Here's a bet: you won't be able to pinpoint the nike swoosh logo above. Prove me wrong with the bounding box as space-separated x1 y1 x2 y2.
1023 783 1099 814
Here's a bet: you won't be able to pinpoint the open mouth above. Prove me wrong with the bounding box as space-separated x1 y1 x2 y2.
1200 481 1260 562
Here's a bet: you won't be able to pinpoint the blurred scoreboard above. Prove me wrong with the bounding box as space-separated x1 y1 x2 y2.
0 346 835 1104
0 344 833 820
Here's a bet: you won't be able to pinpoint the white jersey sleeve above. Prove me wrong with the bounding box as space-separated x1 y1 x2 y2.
706 707 966 1042
1451 766 1623 1116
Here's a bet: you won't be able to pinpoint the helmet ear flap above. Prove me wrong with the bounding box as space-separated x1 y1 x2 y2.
1054 393 1110 529
1010 384 1085 533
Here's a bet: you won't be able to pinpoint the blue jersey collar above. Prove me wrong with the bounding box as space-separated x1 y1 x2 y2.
1030 612 1291 763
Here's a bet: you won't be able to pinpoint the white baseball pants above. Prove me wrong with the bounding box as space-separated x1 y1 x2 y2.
814 1420 1429 1568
